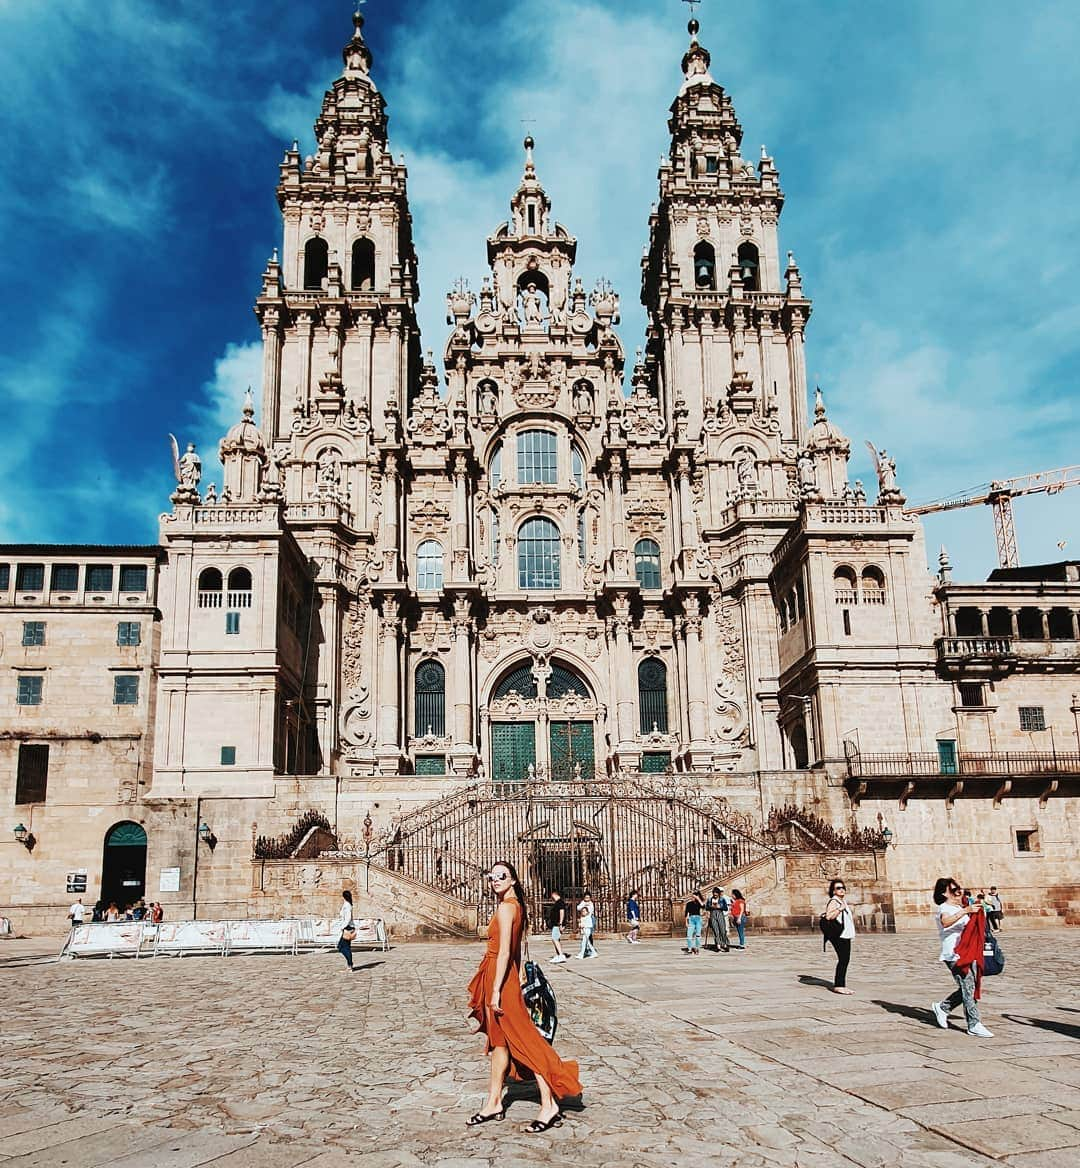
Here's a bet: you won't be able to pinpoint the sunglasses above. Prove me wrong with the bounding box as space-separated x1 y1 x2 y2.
487 873 510 883
948 886 961 894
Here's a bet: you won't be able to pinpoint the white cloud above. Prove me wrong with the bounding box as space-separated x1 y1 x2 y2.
188 341 265 489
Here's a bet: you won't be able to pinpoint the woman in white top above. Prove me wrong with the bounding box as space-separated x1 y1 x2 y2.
336 889 355 971
823 878 855 993
577 892 597 959
931 877 992 1037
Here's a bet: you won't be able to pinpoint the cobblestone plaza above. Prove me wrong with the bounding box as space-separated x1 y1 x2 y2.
1 932 1078 1167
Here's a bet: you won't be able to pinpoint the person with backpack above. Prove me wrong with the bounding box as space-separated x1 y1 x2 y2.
820 878 855 993
730 889 748 949
931 876 993 1037
705 887 730 952
576 891 597 959
626 889 641 944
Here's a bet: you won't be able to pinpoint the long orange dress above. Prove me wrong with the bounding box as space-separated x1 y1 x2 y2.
467 901 582 1101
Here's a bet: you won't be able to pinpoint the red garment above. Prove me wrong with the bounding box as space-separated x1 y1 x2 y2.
467 902 582 1101
952 909 985 999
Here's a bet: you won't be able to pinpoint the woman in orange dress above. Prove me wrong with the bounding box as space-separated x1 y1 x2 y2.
467 860 582 1133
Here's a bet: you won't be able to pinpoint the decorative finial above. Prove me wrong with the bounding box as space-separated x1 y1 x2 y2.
242 386 255 418
684 0 701 37
814 385 826 421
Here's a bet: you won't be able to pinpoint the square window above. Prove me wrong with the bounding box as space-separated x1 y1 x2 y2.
50 564 79 591
1015 828 1040 854
641 751 672 774
220 746 236 766
1018 706 1046 732
119 565 147 592
705 155 720 173
85 564 114 592
21 621 46 647
415 755 446 775
0 564 9 590
15 743 48 803
959 682 985 708
17 675 43 705
15 564 44 592
117 621 141 646
225 611 240 635
113 675 139 705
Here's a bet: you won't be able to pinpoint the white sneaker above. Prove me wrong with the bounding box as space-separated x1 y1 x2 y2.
932 1001 949 1029
967 1023 994 1038
550 955 567 963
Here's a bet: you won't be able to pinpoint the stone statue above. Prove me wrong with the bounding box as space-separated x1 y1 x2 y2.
178 443 201 489
877 450 897 494
204 482 218 504
735 452 757 492
521 282 545 326
479 382 498 415
853 479 867 504
574 382 593 415
317 448 341 495
797 451 818 495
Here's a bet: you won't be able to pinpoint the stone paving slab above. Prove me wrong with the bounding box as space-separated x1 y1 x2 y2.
0 932 1077 1165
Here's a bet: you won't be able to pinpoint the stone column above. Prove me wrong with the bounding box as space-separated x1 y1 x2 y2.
1071 610 1079 640
1009 608 1020 637
386 308 403 411
451 453 468 583
1040 607 1051 639
381 452 400 573
683 596 708 744
260 307 282 439
376 598 401 773
609 593 640 771
787 311 809 440
296 312 313 403
609 454 629 577
449 596 475 775
947 608 958 636
978 608 989 637
676 454 697 552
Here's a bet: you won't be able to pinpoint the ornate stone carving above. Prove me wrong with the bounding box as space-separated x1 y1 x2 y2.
620 383 666 445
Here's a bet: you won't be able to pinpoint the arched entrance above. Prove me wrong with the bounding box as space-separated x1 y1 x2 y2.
487 660 597 782
101 821 147 911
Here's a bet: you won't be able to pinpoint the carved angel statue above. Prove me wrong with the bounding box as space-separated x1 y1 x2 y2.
735 452 758 491
796 450 818 493
864 442 899 497
169 435 202 489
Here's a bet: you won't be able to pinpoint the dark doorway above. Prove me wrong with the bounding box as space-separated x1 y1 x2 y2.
101 821 147 912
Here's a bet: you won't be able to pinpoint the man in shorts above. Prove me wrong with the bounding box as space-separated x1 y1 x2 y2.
546 889 567 963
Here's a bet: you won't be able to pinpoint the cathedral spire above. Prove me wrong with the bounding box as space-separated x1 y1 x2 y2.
342 8 374 79
508 135 553 240
680 16 716 92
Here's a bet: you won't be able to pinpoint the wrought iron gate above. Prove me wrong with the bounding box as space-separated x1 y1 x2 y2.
370 774 772 932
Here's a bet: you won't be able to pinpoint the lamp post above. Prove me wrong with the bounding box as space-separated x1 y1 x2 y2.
362 811 374 894
13 823 36 851
198 822 217 850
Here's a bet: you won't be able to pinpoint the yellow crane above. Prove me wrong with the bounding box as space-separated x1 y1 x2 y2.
904 465 1080 569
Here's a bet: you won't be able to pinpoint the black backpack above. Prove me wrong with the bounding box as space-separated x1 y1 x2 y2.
522 960 559 1043
818 904 844 950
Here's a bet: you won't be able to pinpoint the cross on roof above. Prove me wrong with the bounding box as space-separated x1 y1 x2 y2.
683 0 702 18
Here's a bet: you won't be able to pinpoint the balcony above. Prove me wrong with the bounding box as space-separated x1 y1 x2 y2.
935 636 1018 678
844 747 1080 807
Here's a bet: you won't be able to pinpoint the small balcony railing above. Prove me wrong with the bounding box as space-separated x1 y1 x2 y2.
937 636 1013 658
847 749 1080 779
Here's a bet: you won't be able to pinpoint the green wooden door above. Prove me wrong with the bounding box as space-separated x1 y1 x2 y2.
549 721 594 781
490 722 536 783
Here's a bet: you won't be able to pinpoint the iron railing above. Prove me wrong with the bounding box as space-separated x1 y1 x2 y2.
361 771 775 932
846 749 1080 778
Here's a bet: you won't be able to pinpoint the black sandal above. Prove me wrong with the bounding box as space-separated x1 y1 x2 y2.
466 1109 505 1126
523 1112 563 1133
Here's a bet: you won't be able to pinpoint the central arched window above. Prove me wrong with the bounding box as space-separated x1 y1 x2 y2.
548 665 589 700
414 661 445 736
634 539 662 590
518 517 561 589
351 238 375 291
493 663 539 700
737 241 760 291
416 540 444 590
517 430 557 485
638 658 669 733
303 237 329 290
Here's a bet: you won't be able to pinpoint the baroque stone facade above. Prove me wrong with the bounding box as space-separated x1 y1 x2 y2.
2 13 1078 933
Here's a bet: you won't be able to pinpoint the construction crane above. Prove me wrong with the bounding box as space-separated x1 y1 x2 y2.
904 465 1080 569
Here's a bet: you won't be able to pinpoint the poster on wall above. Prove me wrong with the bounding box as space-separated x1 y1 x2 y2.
159 867 181 893
66 870 88 894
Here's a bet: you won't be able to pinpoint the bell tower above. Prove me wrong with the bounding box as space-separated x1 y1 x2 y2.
250 8 423 774
641 16 812 445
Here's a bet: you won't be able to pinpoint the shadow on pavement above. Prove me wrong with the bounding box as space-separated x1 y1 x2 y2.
798 975 833 990
1001 1014 1080 1040
870 999 939 1027
351 960 386 972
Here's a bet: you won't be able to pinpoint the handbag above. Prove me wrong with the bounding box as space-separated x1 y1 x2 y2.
341 924 356 942
982 923 1005 976
521 959 558 1043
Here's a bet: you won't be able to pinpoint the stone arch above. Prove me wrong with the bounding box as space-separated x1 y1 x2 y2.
303 236 329 290
350 237 375 291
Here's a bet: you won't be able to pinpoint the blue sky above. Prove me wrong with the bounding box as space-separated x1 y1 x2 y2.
0 0 1077 579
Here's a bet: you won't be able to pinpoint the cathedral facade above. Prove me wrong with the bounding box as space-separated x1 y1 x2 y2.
2 13 1078 934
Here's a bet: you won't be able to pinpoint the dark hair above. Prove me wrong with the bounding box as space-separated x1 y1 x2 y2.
549 889 561 899
342 889 353 905
712 886 721 895
932 876 956 905
492 859 528 934
990 886 997 891
628 889 639 898
828 878 845 897
731 889 744 900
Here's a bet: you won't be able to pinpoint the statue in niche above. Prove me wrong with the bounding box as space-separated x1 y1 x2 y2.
317 449 341 496
520 282 546 326
735 452 758 493
574 382 593 415
478 382 498 415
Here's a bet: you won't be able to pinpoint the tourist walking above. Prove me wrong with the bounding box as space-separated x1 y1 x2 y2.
626 889 641 944
67 898 86 927
730 889 747 948
931 876 993 1038
336 889 356 971
104 902 121 923
546 890 567 963
684 889 704 954
822 879 855 993
986 886 1004 931
577 891 597 959
705 887 730 952
466 860 582 1132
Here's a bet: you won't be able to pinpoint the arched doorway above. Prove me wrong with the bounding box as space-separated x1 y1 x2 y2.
101 821 147 911
487 660 597 782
